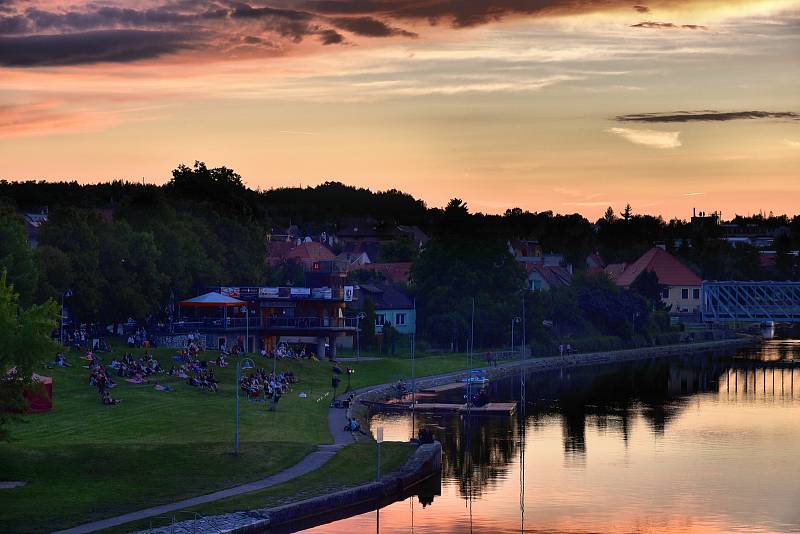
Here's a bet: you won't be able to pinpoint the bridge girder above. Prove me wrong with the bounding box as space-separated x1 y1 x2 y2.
702 281 800 323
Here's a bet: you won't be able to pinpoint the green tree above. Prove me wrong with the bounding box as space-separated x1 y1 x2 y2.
361 296 376 350
0 206 38 305
0 271 59 440
378 238 417 262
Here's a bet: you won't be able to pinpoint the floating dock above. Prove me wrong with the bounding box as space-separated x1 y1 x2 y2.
362 399 516 415
411 402 517 415
419 382 468 393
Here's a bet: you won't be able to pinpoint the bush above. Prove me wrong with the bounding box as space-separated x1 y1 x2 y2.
565 335 625 353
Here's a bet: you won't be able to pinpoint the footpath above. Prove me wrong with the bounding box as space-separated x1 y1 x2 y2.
55 335 752 533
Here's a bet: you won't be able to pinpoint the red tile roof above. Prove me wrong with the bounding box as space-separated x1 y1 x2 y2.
614 247 702 287
604 263 628 280
285 242 336 262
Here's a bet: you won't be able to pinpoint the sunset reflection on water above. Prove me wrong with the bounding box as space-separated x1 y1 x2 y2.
301 339 800 533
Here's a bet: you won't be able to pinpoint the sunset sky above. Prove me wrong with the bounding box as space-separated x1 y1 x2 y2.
1 0 798 219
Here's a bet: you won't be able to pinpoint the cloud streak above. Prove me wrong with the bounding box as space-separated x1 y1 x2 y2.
631 21 708 30
616 111 800 123
606 127 682 149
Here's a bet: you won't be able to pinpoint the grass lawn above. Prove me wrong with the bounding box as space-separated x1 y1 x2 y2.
0 342 475 533
99 442 413 534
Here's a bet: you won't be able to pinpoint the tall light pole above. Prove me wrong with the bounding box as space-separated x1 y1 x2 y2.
235 357 255 455
411 299 417 437
245 304 249 354
60 289 72 346
511 316 521 355
356 312 366 361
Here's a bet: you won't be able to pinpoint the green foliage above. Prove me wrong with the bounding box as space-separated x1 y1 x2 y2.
413 236 526 349
378 237 417 262
361 296 376 349
0 271 59 440
0 206 38 305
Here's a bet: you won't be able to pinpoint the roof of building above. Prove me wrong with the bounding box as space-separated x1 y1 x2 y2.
285 241 336 262
357 283 414 310
178 292 245 307
526 264 573 288
614 247 702 287
604 262 628 280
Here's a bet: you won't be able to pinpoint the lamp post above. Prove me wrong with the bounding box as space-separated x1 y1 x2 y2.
244 305 250 355
60 289 72 346
511 316 521 356
356 312 366 361
234 357 255 455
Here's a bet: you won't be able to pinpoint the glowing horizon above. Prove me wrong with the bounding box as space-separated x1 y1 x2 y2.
0 0 798 219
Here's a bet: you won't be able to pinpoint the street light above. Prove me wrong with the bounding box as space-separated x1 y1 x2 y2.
241 305 250 355
234 357 255 455
355 312 367 361
511 316 521 355
60 289 72 346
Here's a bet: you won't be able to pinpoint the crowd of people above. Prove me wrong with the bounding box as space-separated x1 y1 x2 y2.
258 343 318 361
240 367 297 405
110 352 162 381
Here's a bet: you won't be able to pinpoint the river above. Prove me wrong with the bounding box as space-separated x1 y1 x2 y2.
301 337 800 533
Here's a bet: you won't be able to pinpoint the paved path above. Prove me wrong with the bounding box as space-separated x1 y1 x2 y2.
56 408 360 534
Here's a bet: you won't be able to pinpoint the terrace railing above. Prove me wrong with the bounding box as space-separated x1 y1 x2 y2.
167 316 358 333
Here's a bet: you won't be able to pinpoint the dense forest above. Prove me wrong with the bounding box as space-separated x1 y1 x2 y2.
1 161 798 350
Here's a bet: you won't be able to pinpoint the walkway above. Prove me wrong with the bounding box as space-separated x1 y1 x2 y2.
55 408 359 534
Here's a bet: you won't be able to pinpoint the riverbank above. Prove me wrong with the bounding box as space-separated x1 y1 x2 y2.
348 335 757 418
119 335 755 533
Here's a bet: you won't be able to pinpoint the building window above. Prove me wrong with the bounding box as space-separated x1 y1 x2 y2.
395 313 406 326
375 314 385 326
682 288 689 299
693 288 700 299
661 288 670 299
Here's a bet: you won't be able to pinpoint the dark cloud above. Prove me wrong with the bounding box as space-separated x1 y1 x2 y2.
332 16 416 37
303 0 680 27
318 28 344 44
230 4 312 21
631 20 707 29
633 4 650 13
632 20 677 28
616 111 800 123
0 29 192 66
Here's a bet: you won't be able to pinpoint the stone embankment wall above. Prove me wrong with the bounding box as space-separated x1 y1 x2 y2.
138 442 442 534
352 336 756 410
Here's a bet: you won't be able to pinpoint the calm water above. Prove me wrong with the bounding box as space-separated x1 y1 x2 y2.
303 338 800 533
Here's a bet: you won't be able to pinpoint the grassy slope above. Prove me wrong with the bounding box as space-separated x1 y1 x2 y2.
0 344 473 532
99 442 413 534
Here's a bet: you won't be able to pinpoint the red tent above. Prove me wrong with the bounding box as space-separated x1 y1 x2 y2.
24 374 53 413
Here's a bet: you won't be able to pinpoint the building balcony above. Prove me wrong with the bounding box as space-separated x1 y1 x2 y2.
166 316 358 334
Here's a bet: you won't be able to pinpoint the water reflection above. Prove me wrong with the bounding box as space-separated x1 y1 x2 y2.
301 339 800 533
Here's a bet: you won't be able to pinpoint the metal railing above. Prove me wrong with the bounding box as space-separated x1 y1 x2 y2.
166 316 358 333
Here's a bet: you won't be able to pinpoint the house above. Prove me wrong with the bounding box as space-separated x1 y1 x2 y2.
355 283 416 335
527 264 573 291
507 239 542 262
612 247 703 314
20 208 48 248
335 251 371 270
285 242 336 267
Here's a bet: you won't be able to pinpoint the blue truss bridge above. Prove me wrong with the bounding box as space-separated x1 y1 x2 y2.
702 281 800 323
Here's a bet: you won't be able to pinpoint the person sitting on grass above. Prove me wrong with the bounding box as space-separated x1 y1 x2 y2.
101 390 121 405
154 381 173 392
54 352 71 367
216 353 228 367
